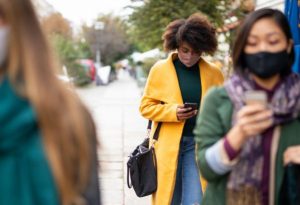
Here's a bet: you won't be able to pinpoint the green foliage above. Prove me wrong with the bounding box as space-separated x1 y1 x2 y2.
66 62 91 86
128 0 230 51
134 56 160 88
52 34 77 65
140 57 159 77
52 34 93 64
76 41 93 59
50 34 93 86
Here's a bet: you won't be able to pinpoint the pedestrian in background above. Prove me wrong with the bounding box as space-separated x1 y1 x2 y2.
139 13 224 205
0 0 100 204
194 8 300 205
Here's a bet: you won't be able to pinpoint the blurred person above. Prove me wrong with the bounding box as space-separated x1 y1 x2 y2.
194 8 300 205
139 13 224 205
0 0 100 205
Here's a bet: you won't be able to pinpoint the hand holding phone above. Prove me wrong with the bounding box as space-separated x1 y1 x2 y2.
231 90 273 139
227 91 272 151
176 103 198 121
184 102 198 111
243 90 267 106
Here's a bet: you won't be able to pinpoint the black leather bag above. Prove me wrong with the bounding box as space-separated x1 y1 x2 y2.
127 121 162 197
279 163 300 205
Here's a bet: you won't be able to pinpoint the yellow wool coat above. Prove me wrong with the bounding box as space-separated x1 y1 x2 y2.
139 53 224 205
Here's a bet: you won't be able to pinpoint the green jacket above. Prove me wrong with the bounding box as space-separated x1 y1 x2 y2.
0 77 59 205
194 86 300 205
0 77 101 205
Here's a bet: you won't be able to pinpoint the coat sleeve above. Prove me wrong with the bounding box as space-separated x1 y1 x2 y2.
139 96 179 122
139 64 180 122
194 87 228 182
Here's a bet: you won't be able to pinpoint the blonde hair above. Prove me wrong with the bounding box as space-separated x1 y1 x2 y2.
0 0 96 204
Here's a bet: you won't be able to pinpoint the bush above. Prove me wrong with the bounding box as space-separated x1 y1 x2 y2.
66 62 91 86
133 57 160 88
141 57 160 77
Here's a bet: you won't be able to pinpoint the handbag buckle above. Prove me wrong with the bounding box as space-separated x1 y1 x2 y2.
151 139 157 148
147 128 157 148
146 128 151 138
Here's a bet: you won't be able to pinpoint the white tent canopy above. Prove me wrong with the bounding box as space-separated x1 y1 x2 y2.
131 48 162 63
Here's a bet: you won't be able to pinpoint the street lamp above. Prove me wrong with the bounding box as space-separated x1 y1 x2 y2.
94 21 104 67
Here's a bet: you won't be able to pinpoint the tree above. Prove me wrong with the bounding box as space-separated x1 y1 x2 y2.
82 14 132 66
41 12 72 38
51 34 77 65
128 0 231 51
41 13 93 86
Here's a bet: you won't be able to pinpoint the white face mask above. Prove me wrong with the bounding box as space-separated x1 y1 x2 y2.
0 26 9 67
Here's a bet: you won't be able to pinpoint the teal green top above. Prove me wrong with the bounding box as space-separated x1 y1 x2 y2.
0 77 59 205
194 86 300 205
174 59 201 137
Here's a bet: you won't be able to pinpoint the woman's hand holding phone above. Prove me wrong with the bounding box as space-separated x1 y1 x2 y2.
236 103 273 136
176 103 198 121
226 91 273 151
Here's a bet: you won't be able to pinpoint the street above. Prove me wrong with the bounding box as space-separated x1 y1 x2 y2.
76 71 151 205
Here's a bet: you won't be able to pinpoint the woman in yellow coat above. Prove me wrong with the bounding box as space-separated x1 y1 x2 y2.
139 13 224 205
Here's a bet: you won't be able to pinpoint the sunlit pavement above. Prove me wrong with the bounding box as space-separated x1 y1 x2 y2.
76 71 151 205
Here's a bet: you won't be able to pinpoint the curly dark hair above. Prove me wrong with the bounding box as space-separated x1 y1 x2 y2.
162 13 217 55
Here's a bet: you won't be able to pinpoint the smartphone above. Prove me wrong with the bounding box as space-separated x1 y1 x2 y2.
184 102 198 110
243 90 267 105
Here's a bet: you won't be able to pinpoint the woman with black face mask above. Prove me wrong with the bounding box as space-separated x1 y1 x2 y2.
193 8 300 205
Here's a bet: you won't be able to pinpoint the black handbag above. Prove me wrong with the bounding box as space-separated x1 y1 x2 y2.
279 163 300 205
127 120 162 197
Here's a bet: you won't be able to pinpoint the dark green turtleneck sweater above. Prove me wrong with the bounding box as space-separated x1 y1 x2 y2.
174 58 201 137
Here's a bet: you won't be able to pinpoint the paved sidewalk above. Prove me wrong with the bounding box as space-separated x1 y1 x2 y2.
76 72 151 205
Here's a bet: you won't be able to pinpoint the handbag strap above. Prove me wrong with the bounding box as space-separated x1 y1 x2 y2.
147 102 164 140
152 121 162 141
147 120 152 129
147 120 162 141
127 166 132 188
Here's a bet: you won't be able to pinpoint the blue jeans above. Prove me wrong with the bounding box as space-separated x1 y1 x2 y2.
171 136 202 205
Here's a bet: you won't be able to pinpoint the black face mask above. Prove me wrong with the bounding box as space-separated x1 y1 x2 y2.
243 50 289 79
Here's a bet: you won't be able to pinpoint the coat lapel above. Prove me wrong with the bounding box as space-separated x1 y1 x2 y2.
164 53 183 104
200 58 218 101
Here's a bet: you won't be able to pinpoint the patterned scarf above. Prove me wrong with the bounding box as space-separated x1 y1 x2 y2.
224 73 300 205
